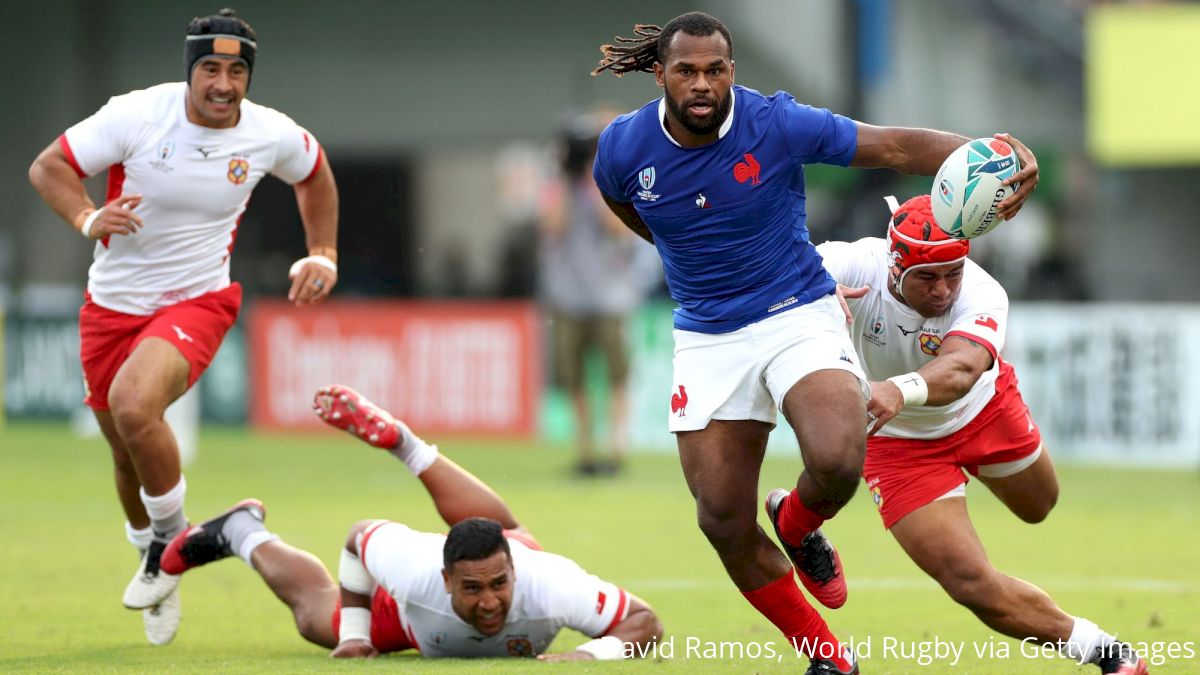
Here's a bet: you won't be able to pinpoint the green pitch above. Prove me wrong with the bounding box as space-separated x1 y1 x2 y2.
1 421 1197 673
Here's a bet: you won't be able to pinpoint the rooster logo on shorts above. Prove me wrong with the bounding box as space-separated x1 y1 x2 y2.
671 385 688 417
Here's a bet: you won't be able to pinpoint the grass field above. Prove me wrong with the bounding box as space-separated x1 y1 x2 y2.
1 421 1197 673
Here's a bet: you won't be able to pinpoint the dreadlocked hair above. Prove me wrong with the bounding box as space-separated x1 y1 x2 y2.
592 12 733 77
592 23 661 76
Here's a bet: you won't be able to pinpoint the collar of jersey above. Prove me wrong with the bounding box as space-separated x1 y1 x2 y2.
657 87 736 147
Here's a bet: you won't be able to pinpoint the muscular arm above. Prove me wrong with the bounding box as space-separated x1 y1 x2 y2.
29 141 143 238
329 520 380 659
849 123 970 176
29 141 93 229
600 193 654 244
539 592 663 661
912 336 994 404
293 154 339 254
852 125 1040 220
867 336 995 435
288 154 339 305
603 593 663 653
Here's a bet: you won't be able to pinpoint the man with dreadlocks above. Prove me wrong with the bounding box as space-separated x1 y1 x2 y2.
591 12 1039 675
812 195 1147 675
28 8 339 645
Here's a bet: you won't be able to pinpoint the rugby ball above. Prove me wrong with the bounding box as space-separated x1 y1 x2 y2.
931 138 1020 239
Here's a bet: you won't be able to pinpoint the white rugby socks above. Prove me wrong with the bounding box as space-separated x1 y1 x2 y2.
389 419 438 476
1059 617 1114 664
126 522 154 551
141 476 188 541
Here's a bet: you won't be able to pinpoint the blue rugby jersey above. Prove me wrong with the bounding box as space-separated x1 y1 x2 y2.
594 85 858 334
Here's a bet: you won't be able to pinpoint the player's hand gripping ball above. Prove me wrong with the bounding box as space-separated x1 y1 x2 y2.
931 138 1020 239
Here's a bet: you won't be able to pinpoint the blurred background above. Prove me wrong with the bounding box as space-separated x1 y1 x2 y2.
2 0 1199 467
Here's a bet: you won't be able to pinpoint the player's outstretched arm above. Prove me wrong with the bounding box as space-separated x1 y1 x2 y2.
537 593 663 662
849 123 969 176
867 335 994 435
289 154 339 307
600 193 654 244
330 520 381 659
850 124 1040 221
28 141 144 239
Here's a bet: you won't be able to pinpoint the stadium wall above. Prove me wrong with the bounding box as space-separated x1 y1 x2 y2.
5 301 1200 466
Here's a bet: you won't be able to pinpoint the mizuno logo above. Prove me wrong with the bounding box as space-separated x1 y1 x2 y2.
897 324 919 336
171 325 194 343
196 146 217 158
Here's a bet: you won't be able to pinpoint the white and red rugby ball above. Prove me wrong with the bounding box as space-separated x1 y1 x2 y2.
931 138 1020 239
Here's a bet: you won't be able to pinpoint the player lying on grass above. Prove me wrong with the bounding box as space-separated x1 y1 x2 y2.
155 385 661 659
809 194 1148 675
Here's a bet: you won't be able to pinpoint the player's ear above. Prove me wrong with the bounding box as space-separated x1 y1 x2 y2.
653 61 666 88
442 568 451 593
729 60 735 83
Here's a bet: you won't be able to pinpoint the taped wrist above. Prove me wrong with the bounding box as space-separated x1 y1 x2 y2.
288 254 337 278
80 208 102 238
887 372 929 406
337 606 372 645
576 635 626 660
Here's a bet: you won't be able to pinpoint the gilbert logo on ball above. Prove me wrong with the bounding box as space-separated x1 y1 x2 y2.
930 138 1020 239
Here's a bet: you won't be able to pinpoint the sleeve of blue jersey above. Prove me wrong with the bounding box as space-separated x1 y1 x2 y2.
591 127 624 202
776 93 858 167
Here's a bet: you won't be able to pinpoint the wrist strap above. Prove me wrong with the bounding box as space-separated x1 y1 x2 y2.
576 635 626 660
337 606 372 645
80 208 102 239
887 372 929 406
288 254 337 278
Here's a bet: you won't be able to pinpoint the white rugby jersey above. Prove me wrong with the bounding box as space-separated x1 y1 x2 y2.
62 82 321 315
817 237 1007 439
360 522 629 658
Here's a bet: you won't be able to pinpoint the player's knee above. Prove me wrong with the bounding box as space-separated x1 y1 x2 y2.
694 498 751 549
805 450 863 497
108 388 155 438
1016 491 1057 524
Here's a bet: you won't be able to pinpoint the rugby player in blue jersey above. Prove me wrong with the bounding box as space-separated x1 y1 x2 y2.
591 12 1039 675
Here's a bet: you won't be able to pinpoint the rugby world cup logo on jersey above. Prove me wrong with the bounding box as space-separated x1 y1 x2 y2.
639 167 655 190
227 157 250 185
637 166 661 202
864 315 887 347
151 140 176 173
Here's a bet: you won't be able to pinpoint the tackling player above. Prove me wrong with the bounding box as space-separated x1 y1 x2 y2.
27 8 339 644
590 11 1039 674
814 194 1148 675
158 385 663 660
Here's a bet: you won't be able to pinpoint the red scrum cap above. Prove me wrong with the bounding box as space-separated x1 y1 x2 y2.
886 194 969 292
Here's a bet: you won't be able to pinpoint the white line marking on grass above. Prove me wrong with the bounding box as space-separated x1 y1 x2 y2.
629 578 1199 593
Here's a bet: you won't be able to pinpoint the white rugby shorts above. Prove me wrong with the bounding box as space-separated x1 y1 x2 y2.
668 294 868 432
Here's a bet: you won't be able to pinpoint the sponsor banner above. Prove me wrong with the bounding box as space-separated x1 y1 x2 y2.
248 301 541 435
2 311 244 423
1005 303 1200 466
4 314 84 418
626 302 1200 466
